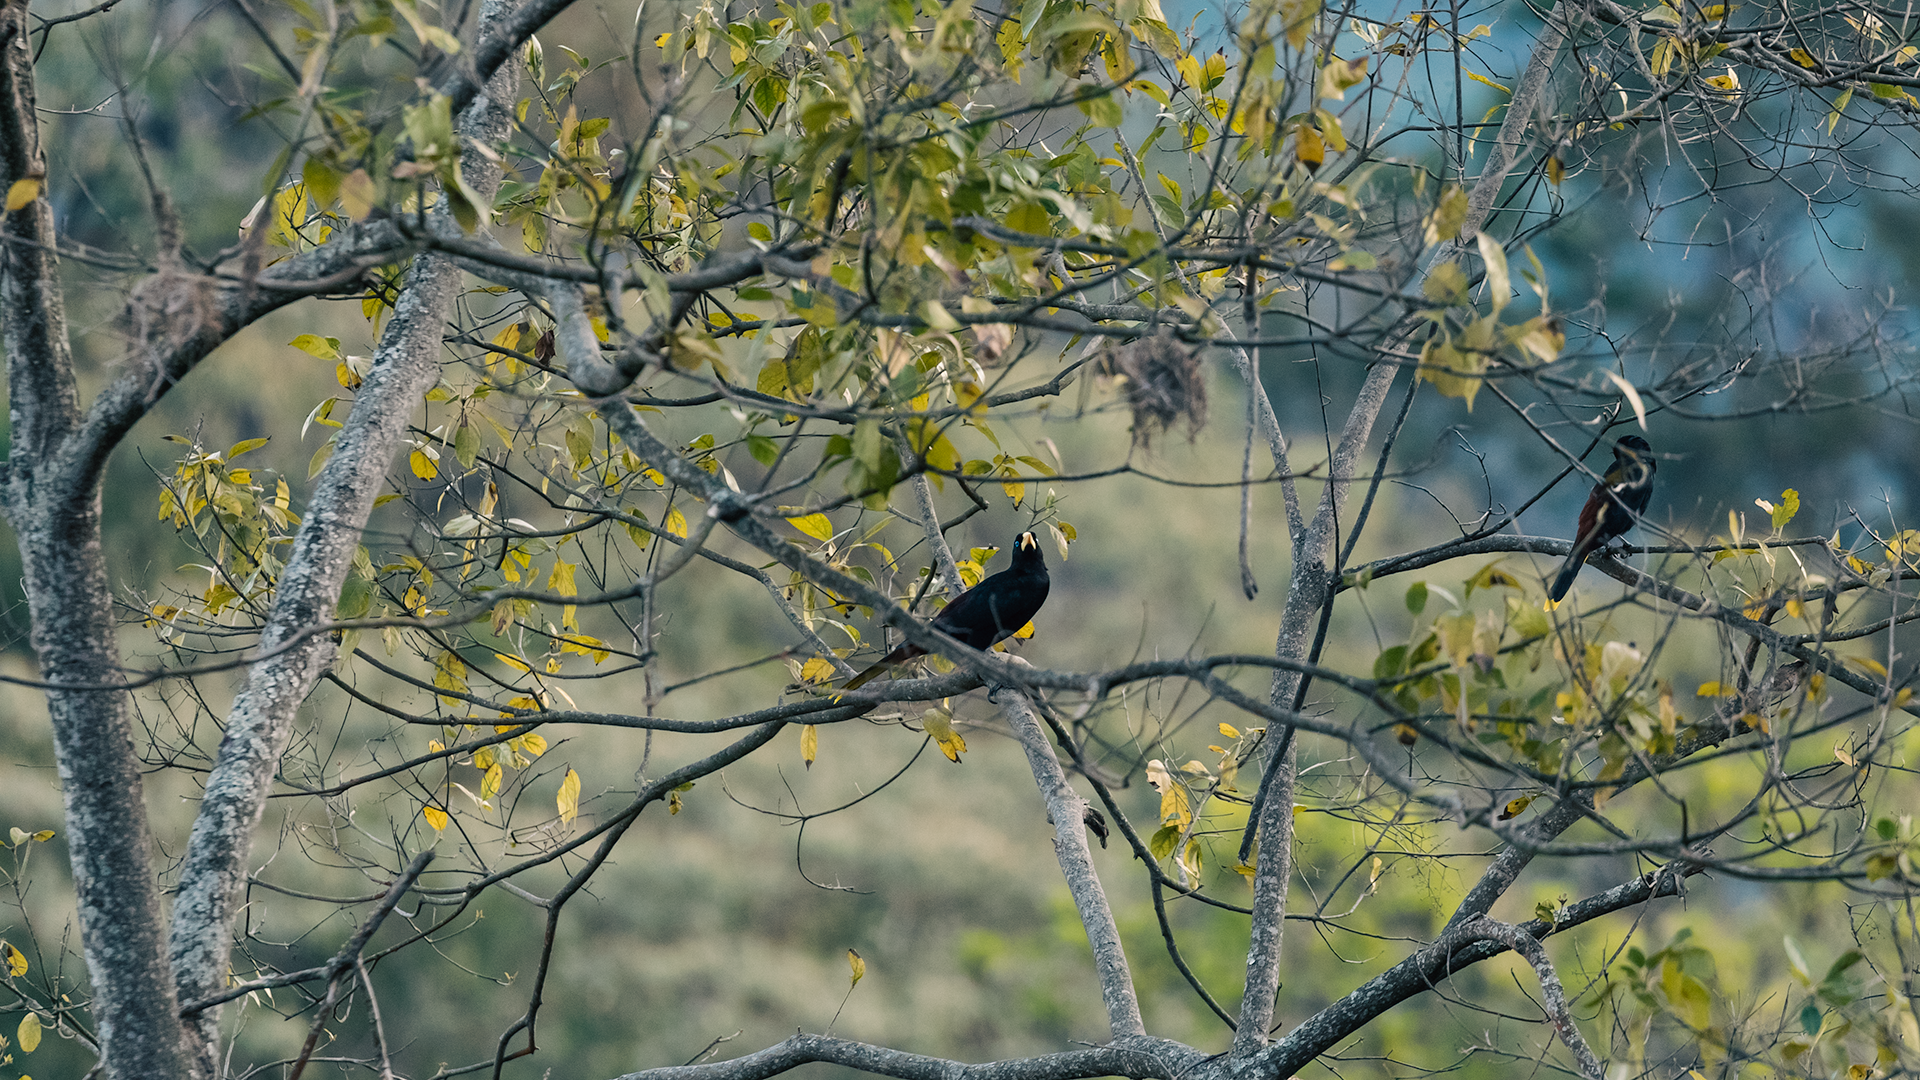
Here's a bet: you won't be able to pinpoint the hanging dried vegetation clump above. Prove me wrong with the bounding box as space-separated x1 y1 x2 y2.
1101 330 1207 447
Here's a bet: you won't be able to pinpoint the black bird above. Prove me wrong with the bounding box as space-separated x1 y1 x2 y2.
842 531 1050 690
1550 435 1656 602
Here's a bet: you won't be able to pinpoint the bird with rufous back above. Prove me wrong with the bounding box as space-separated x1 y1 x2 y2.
1549 435 1656 602
841 531 1050 690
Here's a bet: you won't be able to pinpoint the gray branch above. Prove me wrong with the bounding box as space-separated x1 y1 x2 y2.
1458 916 1604 1080
612 1032 1208 1080
1001 690 1145 1038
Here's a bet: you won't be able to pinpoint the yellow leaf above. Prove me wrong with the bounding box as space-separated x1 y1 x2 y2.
519 733 547 757
422 805 449 831
1218 722 1240 738
1282 0 1319 48
1848 656 1889 679
558 633 610 662
18 1011 41 1052
848 948 866 986
1294 119 1325 171
801 724 819 768
340 168 375 220
1464 68 1510 94
5 177 40 211
665 505 688 538
788 513 834 541
922 709 967 762
1702 67 1740 95
1423 185 1470 246
227 436 270 460
433 650 468 704
801 657 836 683
480 763 502 800
1770 488 1800 529
1145 758 1192 826
409 448 439 480
2 941 26 976
557 768 581 823
1176 53 1201 87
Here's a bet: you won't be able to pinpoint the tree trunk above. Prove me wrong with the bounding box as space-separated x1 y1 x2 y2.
0 2 191 1076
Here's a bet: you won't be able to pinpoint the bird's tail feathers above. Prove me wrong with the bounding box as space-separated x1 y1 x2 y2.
1548 558 1582 602
840 646 912 690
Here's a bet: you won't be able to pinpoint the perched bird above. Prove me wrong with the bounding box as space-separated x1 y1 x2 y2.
841 531 1050 690
1550 435 1656 602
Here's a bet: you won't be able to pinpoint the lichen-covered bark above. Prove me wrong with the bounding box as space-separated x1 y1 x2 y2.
0 3 191 1077
164 12 518 1074
1002 691 1144 1038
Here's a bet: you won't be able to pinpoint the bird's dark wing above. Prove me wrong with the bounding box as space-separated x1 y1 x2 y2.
1549 448 1655 602
982 576 1048 647
930 571 1048 648
1551 484 1611 601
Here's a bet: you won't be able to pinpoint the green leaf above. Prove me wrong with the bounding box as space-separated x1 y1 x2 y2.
302 156 342 208
289 334 342 359
1822 948 1865 982
338 575 373 619
1373 644 1407 680
852 418 884 471
454 425 481 469
1149 823 1179 860
1422 261 1468 305
1078 89 1123 126
1004 201 1050 237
